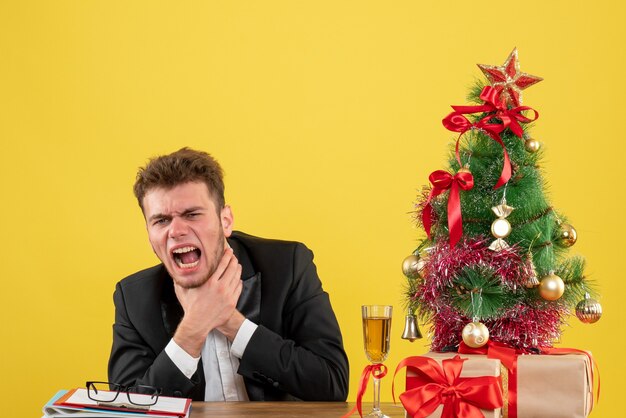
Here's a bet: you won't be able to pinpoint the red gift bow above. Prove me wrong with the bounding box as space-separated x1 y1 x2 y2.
459 341 600 418
442 86 539 189
392 355 503 418
459 341 520 418
341 363 388 418
422 169 474 247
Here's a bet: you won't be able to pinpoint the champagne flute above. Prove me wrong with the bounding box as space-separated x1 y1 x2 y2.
362 305 392 418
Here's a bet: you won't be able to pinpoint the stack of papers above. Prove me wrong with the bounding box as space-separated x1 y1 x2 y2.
42 389 192 418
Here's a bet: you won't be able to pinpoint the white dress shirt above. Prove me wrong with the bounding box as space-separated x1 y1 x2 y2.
164 319 258 401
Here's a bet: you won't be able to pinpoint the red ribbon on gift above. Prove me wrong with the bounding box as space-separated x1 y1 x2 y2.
459 341 520 418
422 169 474 247
442 86 538 189
392 355 503 418
341 363 388 418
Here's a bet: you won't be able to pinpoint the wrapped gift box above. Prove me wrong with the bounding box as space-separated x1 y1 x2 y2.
405 352 502 418
404 351 594 418
516 353 593 418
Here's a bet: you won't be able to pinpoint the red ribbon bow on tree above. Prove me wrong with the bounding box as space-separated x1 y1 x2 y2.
392 355 503 418
422 169 474 247
442 86 538 189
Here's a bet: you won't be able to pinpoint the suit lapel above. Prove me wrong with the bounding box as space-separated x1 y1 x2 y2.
160 275 183 338
229 236 264 400
229 236 262 324
236 272 261 323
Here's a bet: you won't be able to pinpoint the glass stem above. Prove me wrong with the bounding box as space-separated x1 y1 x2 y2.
372 376 381 413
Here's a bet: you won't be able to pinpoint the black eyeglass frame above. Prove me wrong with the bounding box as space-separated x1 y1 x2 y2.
85 381 163 407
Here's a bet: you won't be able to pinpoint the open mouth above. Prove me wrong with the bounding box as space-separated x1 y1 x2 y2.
172 246 202 269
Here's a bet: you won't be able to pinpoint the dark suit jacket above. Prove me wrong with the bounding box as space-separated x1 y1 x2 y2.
108 231 349 401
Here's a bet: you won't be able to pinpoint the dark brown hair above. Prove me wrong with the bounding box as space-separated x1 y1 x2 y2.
133 147 225 212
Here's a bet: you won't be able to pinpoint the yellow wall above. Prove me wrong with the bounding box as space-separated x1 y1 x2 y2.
1 1 623 416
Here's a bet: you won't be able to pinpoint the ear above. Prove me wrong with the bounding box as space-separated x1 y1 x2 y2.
220 205 234 237
146 230 160 258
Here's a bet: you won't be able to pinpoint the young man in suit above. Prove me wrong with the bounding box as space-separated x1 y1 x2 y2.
108 148 349 401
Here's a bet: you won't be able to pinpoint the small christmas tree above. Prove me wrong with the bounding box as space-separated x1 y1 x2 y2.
402 49 602 353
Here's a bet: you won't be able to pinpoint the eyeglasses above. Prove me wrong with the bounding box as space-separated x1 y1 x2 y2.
86 381 162 407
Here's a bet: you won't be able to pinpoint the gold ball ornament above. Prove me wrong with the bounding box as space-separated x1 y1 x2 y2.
402 254 425 279
557 223 577 247
539 272 565 301
461 321 490 348
524 138 541 153
576 293 602 324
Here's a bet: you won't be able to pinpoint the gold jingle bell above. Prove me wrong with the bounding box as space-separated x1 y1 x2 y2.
402 254 425 279
539 272 565 301
461 321 490 348
557 223 577 247
525 138 541 153
401 314 423 341
575 293 602 324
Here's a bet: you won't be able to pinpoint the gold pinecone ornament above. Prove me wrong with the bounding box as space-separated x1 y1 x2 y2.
524 257 540 288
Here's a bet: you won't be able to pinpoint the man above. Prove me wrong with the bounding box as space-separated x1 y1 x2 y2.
108 148 349 401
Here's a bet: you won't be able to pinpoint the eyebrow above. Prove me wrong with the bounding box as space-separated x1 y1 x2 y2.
148 206 206 222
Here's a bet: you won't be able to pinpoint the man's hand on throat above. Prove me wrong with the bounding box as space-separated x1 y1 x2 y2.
173 247 244 357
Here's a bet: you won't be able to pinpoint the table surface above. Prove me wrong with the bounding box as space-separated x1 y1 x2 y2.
190 401 406 417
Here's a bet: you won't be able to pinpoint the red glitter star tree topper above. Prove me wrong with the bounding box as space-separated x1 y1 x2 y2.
477 48 543 107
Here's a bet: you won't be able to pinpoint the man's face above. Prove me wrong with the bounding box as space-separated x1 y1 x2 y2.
142 181 233 289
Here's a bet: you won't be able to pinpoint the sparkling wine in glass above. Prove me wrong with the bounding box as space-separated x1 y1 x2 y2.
362 305 392 418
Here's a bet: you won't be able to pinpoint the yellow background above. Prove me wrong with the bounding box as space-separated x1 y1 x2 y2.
1 1 623 416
